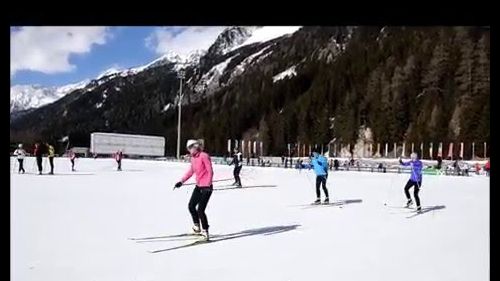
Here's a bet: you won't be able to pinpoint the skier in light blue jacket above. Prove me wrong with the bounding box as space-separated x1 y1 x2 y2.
300 148 330 204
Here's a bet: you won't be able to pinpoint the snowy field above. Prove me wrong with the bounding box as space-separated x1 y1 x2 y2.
11 157 489 281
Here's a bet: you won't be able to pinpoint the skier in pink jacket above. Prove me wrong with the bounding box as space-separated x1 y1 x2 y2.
174 139 214 240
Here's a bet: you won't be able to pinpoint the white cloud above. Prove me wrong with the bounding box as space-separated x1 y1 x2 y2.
11 26 110 76
145 26 226 57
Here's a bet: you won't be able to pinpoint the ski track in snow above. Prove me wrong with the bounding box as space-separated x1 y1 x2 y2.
11 158 488 281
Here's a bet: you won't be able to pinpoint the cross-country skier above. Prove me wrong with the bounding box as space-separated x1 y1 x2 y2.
69 150 76 171
299 149 330 204
399 152 423 212
34 143 43 175
47 143 55 175
174 139 214 241
13 144 26 174
228 147 243 187
115 150 123 171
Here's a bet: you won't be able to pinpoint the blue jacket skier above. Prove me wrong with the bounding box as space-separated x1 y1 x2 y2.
399 152 423 211
300 149 330 204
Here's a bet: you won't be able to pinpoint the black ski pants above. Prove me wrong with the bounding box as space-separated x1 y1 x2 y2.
404 180 421 207
233 165 242 185
188 186 213 230
316 175 329 199
36 156 43 173
49 157 54 174
17 159 25 173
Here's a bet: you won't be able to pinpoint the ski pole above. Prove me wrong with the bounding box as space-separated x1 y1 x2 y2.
183 178 233 186
174 178 234 190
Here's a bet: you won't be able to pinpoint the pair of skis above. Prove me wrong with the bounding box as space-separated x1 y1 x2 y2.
385 204 423 218
129 233 213 253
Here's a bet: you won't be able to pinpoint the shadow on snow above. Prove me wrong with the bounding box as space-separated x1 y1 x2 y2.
146 224 301 253
406 205 446 218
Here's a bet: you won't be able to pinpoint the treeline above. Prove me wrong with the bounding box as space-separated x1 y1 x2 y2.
180 26 489 156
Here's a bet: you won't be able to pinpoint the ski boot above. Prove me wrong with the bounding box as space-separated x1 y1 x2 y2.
323 198 330 204
313 198 321 205
416 206 422 213
406 199 413 208
201 229 210 241
192 224 201 234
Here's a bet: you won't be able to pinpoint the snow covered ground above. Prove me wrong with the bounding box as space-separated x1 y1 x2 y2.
11 157 489 281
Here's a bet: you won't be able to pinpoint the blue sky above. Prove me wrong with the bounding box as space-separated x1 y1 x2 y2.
10 26 226 87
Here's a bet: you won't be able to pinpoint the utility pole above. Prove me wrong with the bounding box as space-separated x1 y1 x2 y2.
176 69 185 159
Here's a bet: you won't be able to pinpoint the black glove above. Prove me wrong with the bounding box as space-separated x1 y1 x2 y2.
399 158 403 164
174 182 182 189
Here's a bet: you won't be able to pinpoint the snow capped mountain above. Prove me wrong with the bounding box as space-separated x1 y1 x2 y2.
10 26 302 116
230 26 302 51
117 50 206 77
206 27 257 56
10 80 89 114
205 26 302 57
194 54 238 95
186 50 205 65
97 68 121 80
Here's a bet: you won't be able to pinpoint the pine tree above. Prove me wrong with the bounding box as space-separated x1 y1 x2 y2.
259 116 270 155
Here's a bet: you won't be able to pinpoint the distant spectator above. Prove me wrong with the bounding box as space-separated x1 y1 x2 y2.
485 159 490 177
13 144 26 174
69 150 77 172
453 159 460 175
47 143 55 175
436 156 443 170
333 159 339 171
377 163 384 172
114 150 123 171
475 163 481 175
34 143 43 175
